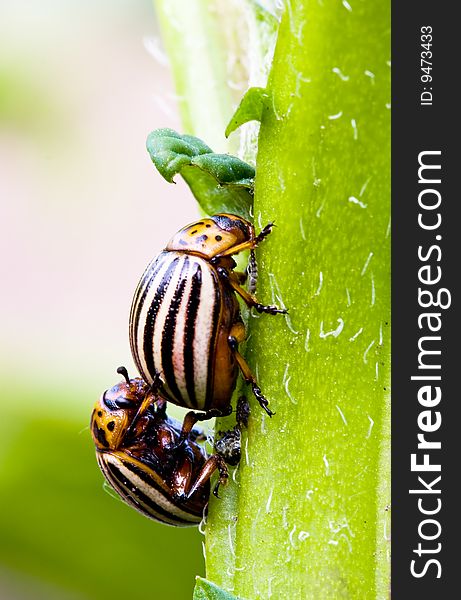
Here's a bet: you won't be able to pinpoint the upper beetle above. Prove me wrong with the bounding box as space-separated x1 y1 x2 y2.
129 213 286 420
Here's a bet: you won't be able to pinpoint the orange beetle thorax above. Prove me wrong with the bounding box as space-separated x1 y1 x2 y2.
166 213 254 259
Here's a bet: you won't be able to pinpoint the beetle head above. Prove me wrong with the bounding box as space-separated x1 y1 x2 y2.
91 368 150 451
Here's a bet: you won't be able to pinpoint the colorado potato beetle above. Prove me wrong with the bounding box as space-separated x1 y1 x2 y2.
129 213 286 419
91 367 229 526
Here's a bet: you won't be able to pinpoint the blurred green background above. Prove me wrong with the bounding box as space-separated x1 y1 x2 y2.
0 1 204 598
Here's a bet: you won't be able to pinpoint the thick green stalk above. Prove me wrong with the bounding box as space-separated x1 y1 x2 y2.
219 1 390 598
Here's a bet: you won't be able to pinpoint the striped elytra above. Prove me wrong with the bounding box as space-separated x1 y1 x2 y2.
129 213 286 418
130 251 239 412
96 448 207 526
91 368 228 526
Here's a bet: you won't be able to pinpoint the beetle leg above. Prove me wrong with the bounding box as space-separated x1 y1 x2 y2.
188 429 207 443
246 249 258 294
178 412 199 444
217 222 275 258
228 327 275 417
234 280 287 315
178 406 232 446
124 372 163 440
185 454 228 500
228 321 246 344
233 270 248 285
124 390 157 441
218 267 287 315
253 221 275 245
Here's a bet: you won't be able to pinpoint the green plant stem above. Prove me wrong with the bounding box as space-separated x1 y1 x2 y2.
153 0 240 153
216 1 390 598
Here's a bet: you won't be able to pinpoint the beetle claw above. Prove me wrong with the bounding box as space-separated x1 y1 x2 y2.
251 383 275 417
254 303 288 315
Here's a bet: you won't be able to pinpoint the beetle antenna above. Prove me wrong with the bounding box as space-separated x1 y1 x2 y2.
116 366 130 385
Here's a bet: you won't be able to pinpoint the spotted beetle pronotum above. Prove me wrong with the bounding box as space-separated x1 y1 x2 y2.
129 213 286 420
90 367 229 526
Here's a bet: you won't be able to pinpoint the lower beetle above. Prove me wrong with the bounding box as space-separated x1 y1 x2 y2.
129 213 286 420
91 367 229 526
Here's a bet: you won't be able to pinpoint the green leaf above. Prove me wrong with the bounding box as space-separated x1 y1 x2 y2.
146 128 212 182
146 128 254 219
193 577 242 600
225 87 270 137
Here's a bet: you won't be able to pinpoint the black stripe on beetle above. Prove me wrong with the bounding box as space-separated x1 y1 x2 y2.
130 254 167 370
160 256 190 407
101 455 200 525
183 264 202 409
141 255 181 387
